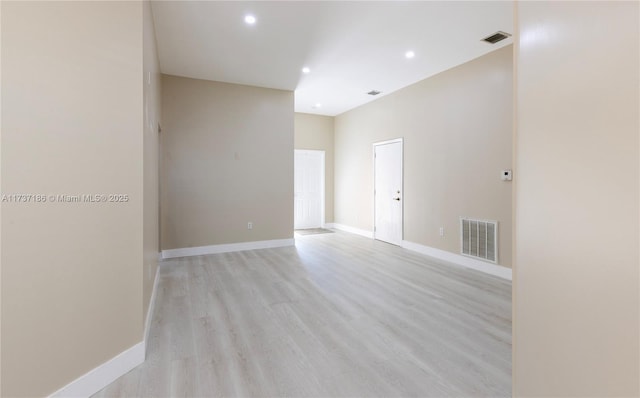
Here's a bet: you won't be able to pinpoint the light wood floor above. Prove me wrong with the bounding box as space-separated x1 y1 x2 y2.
94 231 511 397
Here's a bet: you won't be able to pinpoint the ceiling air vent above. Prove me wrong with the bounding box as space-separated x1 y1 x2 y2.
482 31 511 44
367 90 381 96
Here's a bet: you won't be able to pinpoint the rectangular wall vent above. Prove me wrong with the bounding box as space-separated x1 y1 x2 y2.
460 218 498 263
482 31 511 44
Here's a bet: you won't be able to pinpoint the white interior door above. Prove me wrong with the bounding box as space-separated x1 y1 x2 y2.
294 150 324 229
374 139 403 245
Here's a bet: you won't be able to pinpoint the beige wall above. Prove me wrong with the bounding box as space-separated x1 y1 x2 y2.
513 1 639 396
161 75 294 249
294 113 335 223
1 2 144 397
0 2 3 394
143 0 161 323
335 46 513 267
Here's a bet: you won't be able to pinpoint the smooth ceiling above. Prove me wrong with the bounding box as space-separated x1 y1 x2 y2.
151 1 513 116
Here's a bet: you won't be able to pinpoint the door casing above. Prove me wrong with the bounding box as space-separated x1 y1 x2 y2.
373 138 404 245
294 149 325 229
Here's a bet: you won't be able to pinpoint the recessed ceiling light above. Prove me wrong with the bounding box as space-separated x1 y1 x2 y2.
405 51 415 59
244 15 256 25
302 67 311 74
313 103 322 109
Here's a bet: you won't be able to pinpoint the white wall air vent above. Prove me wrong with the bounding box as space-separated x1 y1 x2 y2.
482 31 511 44
460 218 498 263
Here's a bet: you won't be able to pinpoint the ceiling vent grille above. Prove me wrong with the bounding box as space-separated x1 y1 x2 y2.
460 218 498 263
482 31 511 44
367 90 381 96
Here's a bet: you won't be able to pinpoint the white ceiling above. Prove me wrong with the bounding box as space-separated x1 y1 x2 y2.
151 1 513 116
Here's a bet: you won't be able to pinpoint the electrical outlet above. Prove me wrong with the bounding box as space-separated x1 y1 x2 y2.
247 222 253 230
439 227 444 237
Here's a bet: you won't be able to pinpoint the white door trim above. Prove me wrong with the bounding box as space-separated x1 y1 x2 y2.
294 149 325 229
374 138 404 147
372 138 404 244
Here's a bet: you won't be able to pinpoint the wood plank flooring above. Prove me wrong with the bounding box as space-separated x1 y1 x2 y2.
93 231 511 397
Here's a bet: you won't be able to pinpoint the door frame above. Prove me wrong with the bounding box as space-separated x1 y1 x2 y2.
372 138 404 243
294 149 326 229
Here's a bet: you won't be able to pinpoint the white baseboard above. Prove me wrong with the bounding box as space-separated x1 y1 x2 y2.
161 238 295 259
401 240 512 280
322 224 510 280
144 266 160 353
48 342 144 398
326 223 373 239
49 253 162 397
